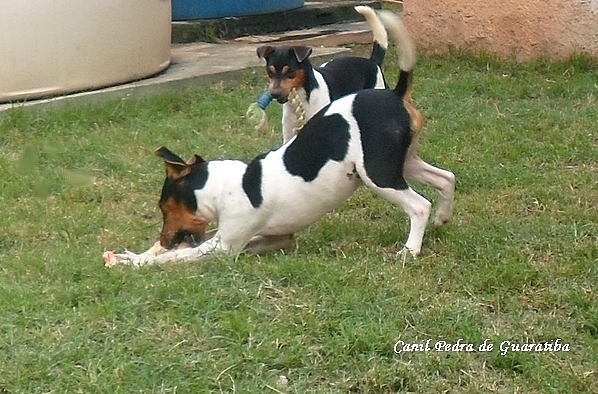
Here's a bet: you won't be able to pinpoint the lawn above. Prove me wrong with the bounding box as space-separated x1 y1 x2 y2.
0 48 596 393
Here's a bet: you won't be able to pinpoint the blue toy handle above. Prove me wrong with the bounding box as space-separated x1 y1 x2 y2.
256 91 274 110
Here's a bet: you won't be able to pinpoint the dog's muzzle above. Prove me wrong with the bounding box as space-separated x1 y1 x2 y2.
269 90 288 104
180 233 204 248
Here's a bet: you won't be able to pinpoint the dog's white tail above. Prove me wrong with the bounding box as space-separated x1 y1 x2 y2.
378 10 422 134
377 10 416 75
355 5 388 67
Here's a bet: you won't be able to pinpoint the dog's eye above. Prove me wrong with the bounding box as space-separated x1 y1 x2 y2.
284 70 296 79
281 66 296 79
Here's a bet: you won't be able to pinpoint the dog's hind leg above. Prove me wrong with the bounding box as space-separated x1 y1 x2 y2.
244 234 296 254
364 181 431 257
403 155 455 227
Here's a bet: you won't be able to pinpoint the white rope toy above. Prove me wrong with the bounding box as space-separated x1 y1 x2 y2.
288 87 307 135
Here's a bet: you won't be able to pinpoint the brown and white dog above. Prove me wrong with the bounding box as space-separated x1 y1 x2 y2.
255 5 388 143
103 10 455 267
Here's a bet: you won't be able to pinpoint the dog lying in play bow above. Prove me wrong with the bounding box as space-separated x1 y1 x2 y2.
103 10 455 267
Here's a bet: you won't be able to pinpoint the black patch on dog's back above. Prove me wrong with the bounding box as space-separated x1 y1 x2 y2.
160 162 209 211
283 112 350 182
352 89 412 190
242 153 266 208
318 57 383 100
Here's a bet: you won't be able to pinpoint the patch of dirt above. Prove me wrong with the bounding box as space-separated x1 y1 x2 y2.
403 0 598 61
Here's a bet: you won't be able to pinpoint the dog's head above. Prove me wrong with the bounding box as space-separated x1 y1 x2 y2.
154 146 209 250
256 45 313 103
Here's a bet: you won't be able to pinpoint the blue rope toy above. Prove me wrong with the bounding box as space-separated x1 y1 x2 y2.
256 91 274 109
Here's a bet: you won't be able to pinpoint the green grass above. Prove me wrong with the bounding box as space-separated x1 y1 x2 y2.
0 49 597 393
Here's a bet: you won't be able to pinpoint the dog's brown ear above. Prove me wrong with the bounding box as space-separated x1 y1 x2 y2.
155 146 192 180
256 45 275 60
292 46 313 62
186 154 205 165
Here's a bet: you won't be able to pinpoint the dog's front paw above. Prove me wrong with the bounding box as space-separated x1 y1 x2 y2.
102 251 119 267
103 250 146 268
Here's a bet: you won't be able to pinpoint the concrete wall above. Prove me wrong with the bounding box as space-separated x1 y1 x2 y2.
0 0 171 103
403 0 598 60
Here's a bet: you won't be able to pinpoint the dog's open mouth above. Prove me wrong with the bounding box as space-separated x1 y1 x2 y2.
171 228 217 250
175 233 204 249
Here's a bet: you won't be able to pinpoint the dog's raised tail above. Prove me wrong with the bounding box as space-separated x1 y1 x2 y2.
377 10 416 96
378 10 422 134
355 5 387 67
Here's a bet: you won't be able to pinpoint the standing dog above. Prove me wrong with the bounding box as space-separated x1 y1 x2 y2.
103 10 455 267
256 5 388 143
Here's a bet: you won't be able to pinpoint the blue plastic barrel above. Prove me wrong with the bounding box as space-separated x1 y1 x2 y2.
172 0 305 21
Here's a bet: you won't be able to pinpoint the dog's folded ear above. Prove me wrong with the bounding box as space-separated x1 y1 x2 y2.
292 46 313 63
256 45 275 60
155 146 196 180
155 146 185 165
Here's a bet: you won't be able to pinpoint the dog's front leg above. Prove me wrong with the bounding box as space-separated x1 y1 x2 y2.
106 232 230 267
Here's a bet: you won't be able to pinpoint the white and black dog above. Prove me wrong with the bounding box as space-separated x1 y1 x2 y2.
103 10 455 267
255 5 388 143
